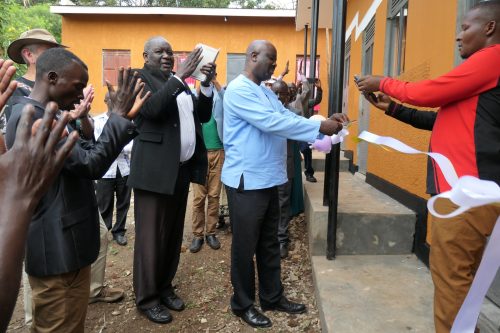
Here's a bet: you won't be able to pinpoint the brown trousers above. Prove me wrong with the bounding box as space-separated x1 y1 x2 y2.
29 265 91 333
430 198 500 333
191 149 224 237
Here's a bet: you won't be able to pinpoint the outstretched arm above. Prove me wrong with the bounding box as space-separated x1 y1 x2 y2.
363 93 436 131
356 47 500 108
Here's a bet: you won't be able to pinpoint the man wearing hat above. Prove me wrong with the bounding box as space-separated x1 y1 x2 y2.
1 29 64 136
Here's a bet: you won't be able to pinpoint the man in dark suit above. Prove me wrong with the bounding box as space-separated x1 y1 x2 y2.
5 48 142 332
128 36 215 324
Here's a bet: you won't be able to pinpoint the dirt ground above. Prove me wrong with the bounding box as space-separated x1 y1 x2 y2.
7 189 321 332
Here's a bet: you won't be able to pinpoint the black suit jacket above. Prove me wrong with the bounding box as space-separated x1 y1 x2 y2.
127 65 212 195
6 97 137 277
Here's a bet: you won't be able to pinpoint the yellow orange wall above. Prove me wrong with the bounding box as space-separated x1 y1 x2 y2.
343 0 458 200
60 14 331 115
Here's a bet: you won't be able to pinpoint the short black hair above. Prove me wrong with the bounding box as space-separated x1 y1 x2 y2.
472 1 500 22
35 47 87 81
271 80 288 93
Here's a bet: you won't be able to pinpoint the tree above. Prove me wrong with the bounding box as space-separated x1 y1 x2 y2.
0 0 61 75
230 0 271 8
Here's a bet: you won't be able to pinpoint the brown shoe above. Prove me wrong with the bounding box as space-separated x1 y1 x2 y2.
89 286 124 304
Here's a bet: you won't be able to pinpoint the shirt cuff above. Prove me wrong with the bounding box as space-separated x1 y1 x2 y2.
200 84 213 97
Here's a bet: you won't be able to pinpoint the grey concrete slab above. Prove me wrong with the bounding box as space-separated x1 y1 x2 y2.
305 172 416 256
310 150 349 172
479 298 500 333
311 255 434 333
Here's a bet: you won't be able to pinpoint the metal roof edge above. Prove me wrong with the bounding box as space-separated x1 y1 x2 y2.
50 6 296 18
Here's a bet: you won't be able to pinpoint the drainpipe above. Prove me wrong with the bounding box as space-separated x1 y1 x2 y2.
303 24 308 76
308 0 319 119
326 0 347 260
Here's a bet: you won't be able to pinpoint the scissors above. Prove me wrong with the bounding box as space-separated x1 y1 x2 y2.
342 119 357 128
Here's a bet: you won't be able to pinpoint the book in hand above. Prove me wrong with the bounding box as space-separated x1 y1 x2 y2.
190 43 220 82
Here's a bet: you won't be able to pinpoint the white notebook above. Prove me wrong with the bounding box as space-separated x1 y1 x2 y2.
191 43 220 82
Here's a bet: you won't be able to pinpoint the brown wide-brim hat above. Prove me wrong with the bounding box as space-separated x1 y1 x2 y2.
7 28 67 64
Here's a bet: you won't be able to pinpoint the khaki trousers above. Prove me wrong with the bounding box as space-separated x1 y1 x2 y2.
23 215 108 327
191 149 224 237
29 265 91 333
89 215 109 298
430 197 500 333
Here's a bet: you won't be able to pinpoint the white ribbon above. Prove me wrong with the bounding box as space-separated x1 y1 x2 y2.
331 128 349 145
358 131 458 187
358 130 500 333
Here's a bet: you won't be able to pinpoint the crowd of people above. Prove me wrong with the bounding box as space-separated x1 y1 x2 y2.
0 1 498 332
0 27 345 331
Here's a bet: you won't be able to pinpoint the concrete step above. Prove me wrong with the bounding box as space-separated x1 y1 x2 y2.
308 150 350 173
479 298 500 333
304 172 416 256
311 255 434 333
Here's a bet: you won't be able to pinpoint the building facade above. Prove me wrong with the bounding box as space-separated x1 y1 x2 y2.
51 6 332 114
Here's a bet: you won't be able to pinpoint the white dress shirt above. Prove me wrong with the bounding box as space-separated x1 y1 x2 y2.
93 112 133 178
173 75 213 162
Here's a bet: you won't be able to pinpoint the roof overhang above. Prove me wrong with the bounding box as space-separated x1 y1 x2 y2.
295 0 333 31
50 6 296 18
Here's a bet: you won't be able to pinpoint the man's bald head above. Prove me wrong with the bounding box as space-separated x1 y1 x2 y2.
243 40 277 85
144 36 169 53
143 36 174 74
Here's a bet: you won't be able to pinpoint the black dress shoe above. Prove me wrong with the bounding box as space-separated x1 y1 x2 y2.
305 175 317 183
189 237 203 253
114 234 127 246
205 234 221 250
141 304 172 324
161 291 185 311
232 306 272 328
216 218 226 229
261 296 307 314
280 243 289 259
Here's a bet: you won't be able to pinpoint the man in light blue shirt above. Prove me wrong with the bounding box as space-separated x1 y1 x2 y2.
222 40 347 328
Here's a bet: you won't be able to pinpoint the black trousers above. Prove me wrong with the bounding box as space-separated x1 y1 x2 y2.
277 180 292 244
133 165 190 310
95 170 132 237
226 185 283 311
300 142 314 177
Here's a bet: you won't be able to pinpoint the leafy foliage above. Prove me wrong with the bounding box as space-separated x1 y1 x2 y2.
0 0 61 75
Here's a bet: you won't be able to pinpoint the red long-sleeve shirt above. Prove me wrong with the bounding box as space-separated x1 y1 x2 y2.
380 44 500 193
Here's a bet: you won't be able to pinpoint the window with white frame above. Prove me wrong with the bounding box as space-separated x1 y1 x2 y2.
385 0 408 76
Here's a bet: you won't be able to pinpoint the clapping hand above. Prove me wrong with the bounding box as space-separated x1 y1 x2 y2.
127 88 152 119
69 85 94 120
200 62 217 87
0 59 17 108
0 59 18 154
105 67 146 119
1 103 78 206
281 60 290 78
176 47 203 81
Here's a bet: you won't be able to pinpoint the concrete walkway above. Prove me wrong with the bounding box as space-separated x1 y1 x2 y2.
311 255 434 333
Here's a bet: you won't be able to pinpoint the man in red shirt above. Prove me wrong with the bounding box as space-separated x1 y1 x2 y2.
356 2 500 332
